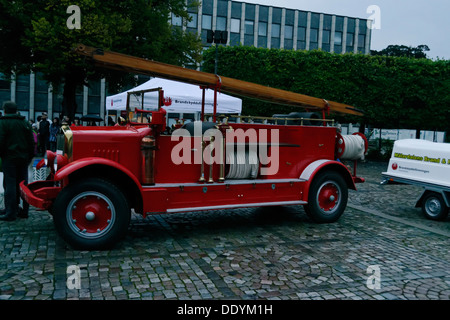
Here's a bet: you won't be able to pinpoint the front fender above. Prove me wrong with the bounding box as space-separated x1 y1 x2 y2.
300 160 356 201
54 157 142 192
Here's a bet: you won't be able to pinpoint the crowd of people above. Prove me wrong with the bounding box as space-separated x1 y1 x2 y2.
27 113 81 156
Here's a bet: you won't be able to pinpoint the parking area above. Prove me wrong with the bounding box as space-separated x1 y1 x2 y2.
0 161 449 300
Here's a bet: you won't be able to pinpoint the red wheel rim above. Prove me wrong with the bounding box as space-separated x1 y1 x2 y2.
316 181 341 214
66 192 115 239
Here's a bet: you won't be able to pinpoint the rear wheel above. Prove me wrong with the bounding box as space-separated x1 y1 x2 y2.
422 192 448 221
53 178 130 250
304 171 348 223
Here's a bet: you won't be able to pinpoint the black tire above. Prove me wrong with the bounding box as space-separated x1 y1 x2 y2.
53 178 130 250
304 171 348 223
421 192 448 221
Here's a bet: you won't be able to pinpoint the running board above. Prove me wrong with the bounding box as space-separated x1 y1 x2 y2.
145 178 306 189
166 200 307 214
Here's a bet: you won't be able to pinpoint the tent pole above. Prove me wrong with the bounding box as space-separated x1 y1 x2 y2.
201 87 206 122
213 87 217 123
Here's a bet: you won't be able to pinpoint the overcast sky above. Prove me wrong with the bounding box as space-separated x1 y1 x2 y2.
242 0 449 59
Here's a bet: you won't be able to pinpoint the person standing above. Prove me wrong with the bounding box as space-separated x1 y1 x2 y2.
0 101 35 221
38 112 51 156
31 123 39 156
49 117 60 152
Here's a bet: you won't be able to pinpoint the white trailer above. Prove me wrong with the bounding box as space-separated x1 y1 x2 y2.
381 139 450 221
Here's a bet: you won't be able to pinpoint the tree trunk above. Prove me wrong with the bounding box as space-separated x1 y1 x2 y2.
358 121 366 134
61 75 78 124
415 129 421 139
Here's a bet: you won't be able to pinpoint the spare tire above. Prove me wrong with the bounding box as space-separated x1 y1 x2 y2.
181 121 217 136
287 112 321 126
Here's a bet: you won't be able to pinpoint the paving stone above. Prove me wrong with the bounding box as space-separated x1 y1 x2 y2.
0 161 449 300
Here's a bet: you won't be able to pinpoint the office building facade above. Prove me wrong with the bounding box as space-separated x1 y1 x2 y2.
178 0 372 54
0 0 371 122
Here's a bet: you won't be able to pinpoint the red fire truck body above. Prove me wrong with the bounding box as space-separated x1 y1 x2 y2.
20 46 367 249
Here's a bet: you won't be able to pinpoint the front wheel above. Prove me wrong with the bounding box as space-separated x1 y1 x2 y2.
421 192 448 221
53 178 131 250
304 171 348 223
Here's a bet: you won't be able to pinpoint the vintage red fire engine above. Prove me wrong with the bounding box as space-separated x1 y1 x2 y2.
20 45 367 249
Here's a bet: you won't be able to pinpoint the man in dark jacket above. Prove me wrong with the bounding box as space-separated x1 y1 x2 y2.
0 101 35 221
38 112 51 156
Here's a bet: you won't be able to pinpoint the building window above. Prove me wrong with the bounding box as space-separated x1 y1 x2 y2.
75 86 83 114
346 33 354 47
52 86 63 114
271 23 281 48
322 30 330 44
244 20 254 46
259 22 267 36
0 73 9 90
216 16 227 31
358 34 366 49
323 14 332 31
231 18 240 33
298 11 308 27
202 14 212 30
258 21 267 48
258 37 267 48
172 14 182 27
271 24 280 38
358 20 367 53
16 74 30 110
272 8 282 24
347 18 356 32
285 24 294 49
231 2 241 19
310 13 320 29
245 3 255 20
297 26 306 50
259 6 269 22
245 20 254 35
202 0 213 15
35 73 48 113
286 10 295 25
310 29 318 43
359 19 367 35
187 13 197 29
285 25 293 40
230 18 241 45
88 80 101 114
217 0 228 16
335 16 344 32
334 32 343 46
0 73 10 104
298 27 306 41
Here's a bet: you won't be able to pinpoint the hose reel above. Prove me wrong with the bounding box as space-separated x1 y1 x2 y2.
226 149 259 179
336 132 368 161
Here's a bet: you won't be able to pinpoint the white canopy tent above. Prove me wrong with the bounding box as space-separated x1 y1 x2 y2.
106 78 242 117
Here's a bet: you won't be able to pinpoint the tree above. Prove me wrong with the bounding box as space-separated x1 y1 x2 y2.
0 0 202 121
371 44 430 59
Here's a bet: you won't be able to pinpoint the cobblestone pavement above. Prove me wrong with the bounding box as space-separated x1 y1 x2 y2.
0 161 449 300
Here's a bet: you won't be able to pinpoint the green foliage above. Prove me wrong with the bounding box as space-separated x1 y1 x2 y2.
203 46 450 132
0 0 202 118
366 139 394 161
371 45 430 59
